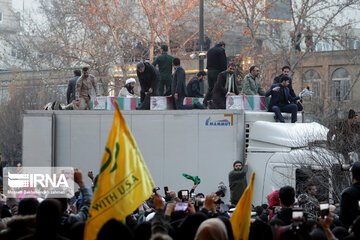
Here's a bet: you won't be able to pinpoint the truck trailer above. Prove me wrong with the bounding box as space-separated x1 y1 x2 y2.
22 109 331 204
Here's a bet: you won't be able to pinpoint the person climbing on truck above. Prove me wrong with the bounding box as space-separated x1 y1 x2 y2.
229 160 248 205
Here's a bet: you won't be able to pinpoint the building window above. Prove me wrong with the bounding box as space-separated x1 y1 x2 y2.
315 41 330 52
349 39 360 50
11 48 17 58
0 86 10 103
303 69 321 101
332 68 350 101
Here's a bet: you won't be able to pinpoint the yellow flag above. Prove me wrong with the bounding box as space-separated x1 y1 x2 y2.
84 101 155 240
230 171 255 240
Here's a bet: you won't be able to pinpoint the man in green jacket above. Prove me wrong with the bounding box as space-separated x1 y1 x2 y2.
242 66 266 96
229 160 248 205
152 44 174 96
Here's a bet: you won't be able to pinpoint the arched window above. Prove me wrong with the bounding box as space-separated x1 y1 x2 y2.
303 70 321 101
315 41 331 52
332 68 350 101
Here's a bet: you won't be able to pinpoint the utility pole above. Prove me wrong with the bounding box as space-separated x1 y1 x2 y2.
199 0 204 93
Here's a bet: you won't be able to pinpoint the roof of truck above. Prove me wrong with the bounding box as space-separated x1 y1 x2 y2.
249 121 329 148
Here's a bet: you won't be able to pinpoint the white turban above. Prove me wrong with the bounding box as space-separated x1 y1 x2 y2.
125 78 136 85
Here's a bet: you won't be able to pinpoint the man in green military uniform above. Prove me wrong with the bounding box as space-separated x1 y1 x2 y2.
152 44 174 96
229 160 248 205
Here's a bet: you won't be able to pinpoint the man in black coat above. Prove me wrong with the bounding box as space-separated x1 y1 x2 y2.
136 62 160 110
66 69 81 104
186 71 206 98
340 161 360 229
171 58 204 110
273 66 303 111
269 186 296 226
203 41 227 107
212 63 239 109
266 76 300 123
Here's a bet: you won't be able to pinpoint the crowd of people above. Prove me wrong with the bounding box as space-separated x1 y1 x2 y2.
0 160 359 240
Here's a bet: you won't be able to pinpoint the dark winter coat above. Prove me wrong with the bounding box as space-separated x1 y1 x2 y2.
212 70 239 109
137 62 160 93
269 208 293 226
340 182 360 229
66 76 79 104
273 74 296 98
266 83 299 111
171 66 187 98
186 77 202 98
229 165 248 205
206 44 227 71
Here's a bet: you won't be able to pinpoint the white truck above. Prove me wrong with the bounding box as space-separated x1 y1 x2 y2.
22 109 332 205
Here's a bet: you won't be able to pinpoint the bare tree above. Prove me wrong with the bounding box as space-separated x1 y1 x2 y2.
212 0 359 74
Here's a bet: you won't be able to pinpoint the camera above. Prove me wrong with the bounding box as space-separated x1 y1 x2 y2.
341 164 351 171
215 189 225 197
153 187 160 194
292 208 304 230
320 203 329 218
175 202 188 211
178 190 189 202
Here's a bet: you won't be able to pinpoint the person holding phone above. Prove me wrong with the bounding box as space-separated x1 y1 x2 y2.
270 186 296 226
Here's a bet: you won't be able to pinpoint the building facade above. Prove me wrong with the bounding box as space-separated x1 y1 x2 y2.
292 50 360 122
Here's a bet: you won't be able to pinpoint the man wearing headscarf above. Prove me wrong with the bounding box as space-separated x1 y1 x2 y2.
118 78 137 98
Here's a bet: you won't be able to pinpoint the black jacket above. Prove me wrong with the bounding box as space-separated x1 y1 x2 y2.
171 66 187 98
212 70 239 109
206 44 227 71
340 182 360 229
266 83 299 111
269 208 293 226
273 74 296 98
137 62 160 94
66 76 79 104
186 77 202 97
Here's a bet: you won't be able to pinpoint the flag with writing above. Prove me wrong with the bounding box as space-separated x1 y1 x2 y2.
230 171 255 240
84 101 155 240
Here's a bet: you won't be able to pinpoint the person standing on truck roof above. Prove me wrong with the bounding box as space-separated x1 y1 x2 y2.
66 69 81 104
152 44 174 96
242 66 266 96
229 160 248 205
75 67 99 110
266 75 300 123
212 63 239 109
203 41 227 107
327 109 358 164
136 61 160 110
170 58 204 110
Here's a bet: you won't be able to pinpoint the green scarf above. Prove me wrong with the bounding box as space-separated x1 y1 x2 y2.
225 71 235 92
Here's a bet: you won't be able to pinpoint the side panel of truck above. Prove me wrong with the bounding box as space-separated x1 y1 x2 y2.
22 113 54 167
22 110 302 204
